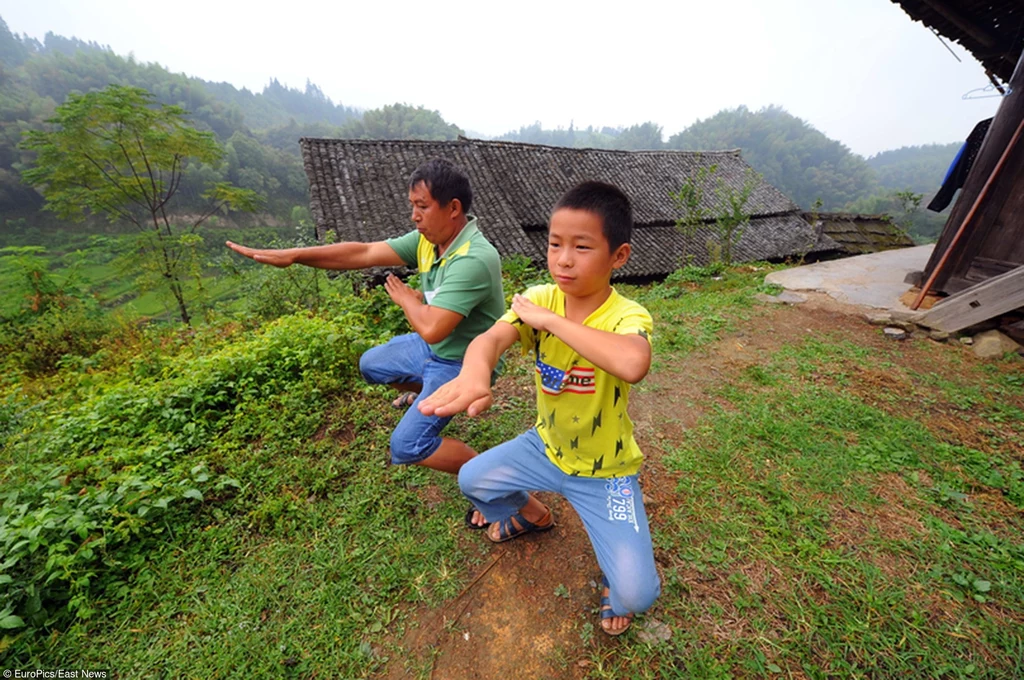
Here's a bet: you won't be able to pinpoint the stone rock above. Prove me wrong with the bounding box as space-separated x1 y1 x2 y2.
883 327 908 340
973 330 1023 359
776 291 807 304
636 618 673 645
960 336 974 346
865 312 892 326
888 319 917 332
928 330 950 342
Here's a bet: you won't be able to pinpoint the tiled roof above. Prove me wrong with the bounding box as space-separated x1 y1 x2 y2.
804 212 916 255
300 137 835 277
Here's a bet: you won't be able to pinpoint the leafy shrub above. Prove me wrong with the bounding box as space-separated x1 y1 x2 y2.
0 298 117 375
0 312 374 633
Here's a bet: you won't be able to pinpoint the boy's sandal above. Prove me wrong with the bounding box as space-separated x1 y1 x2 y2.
464 505 490 531
391 391 418 409
486 508 555 543
599 575 634 636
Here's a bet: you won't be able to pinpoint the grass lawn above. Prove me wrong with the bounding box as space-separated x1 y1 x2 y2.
2 265 1022 678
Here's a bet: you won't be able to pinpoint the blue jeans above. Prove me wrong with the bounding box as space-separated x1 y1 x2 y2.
458 428 661 616
359 333 464 465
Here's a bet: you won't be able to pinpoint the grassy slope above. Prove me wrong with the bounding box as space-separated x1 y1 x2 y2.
2 266 1022 678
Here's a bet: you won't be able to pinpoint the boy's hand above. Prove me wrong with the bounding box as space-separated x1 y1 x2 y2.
511 293 559 332
384 273 424 309
225 241 294 268
419 376 493 418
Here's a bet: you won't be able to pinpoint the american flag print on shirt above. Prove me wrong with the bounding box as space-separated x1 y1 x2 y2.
536 358 596 395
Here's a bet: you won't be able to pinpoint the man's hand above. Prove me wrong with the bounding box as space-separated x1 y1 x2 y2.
384 273 424 309
511 293 559 332
225 241 295 268
419 375 494 418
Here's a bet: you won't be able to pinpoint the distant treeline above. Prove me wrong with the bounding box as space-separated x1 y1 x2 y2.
2 16 961 240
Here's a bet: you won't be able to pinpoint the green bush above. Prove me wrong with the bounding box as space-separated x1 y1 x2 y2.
0 298 117 375
0 312 374 634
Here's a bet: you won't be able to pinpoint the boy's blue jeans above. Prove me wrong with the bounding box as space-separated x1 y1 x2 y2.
458 428 661 617
359 333 463 465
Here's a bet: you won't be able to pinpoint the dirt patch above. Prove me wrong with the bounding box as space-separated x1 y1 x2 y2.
384 493 602 680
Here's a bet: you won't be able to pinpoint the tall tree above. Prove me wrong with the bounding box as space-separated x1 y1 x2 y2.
21 85 260 324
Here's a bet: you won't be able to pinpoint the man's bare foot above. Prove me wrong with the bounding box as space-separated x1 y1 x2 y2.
464 506 489 529
391 391 418 409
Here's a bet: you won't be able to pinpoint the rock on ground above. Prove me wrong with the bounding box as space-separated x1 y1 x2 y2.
973 330 1023 359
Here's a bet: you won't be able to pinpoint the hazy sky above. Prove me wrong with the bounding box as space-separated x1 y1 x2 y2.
1 0 1004 157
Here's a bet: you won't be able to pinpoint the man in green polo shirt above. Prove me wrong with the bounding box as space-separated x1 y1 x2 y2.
226 159 518 526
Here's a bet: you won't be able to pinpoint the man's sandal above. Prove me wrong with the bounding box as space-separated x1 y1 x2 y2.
464 506 490 531
599 575 634 636
486 508 555 543
391 391 418 409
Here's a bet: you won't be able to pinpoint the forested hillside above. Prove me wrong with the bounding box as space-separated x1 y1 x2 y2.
2 15 959 239
867 143 960 195
0 18 463 225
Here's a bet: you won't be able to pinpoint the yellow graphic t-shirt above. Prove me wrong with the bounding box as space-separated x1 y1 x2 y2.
500 284 653 478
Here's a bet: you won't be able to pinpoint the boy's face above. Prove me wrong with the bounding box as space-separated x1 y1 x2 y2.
547 208 630 298
409 181 460 248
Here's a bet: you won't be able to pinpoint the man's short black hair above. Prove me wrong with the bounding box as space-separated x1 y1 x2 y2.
408 159 473 214
553 181 633 251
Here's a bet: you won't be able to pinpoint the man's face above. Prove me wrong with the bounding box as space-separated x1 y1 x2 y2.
408 181 457 247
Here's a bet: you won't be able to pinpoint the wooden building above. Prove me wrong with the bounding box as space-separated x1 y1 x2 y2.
893 1 1024 296
300 137 847 279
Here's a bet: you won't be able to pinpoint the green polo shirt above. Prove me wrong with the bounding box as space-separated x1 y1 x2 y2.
385 216 504 360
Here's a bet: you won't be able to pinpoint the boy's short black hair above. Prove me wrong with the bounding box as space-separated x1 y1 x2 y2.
553 181 633 251
408 159 473 214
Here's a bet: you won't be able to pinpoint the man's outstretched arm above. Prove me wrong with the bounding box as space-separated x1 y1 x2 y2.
419 322 520 418
225 240 405 270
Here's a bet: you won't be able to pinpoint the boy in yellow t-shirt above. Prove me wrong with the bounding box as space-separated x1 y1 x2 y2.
420 181 659 636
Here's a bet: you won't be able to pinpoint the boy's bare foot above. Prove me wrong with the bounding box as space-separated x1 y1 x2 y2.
599 578 634 636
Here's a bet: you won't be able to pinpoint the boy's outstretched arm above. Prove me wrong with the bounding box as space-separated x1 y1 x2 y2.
511 294 651 384
419 321 520 418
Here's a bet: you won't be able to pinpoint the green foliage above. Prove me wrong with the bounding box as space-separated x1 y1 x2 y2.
500 254 548 302
844 188 945 243
340 103 462 141
615 121 664 150
21 85 261 324
709 167 758 265
671 163 759 265
668 105 878 210
0 312 374 634
867 143 960 195
670 163 716 262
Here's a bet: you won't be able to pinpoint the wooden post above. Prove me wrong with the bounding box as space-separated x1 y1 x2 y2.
923 50 1024 293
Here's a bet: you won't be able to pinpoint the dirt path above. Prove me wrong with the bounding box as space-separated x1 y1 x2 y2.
381 293 1020 679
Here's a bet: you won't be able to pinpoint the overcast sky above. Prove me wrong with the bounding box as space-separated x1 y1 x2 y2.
1 0 1003 157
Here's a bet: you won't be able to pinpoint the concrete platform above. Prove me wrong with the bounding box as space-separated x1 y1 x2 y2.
765 245 934 311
